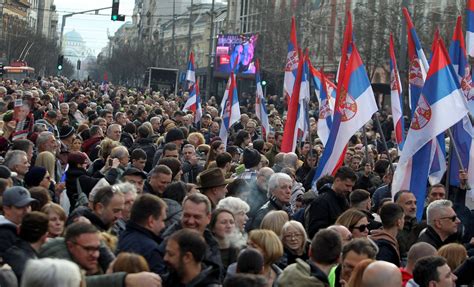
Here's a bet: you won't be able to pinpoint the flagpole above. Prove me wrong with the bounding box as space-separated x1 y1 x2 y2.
374 113 395 173
445 136 452 197
446 127 470 190
362 125 370 163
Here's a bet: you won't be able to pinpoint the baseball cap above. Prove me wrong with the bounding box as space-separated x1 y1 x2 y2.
2 186 37 207
122 167 147 179
0 166 18 179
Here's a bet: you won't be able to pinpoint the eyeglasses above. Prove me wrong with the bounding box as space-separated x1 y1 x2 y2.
71 241 100 253
350 224 369 232
437 215 457 222
284 233 304 240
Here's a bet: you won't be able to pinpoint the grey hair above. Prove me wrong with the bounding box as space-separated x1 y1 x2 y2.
217 196 250 214
21 258 82 287
59 102 69 109
268 173 292 197
183 144 195 151
107 124 121 136
427 199 453 226
110 146 129 159
113 182 137 196
283 152 298 169
36 131 54 147
4 150 27 169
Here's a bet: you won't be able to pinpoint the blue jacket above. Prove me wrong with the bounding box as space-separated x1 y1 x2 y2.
116 221 165 275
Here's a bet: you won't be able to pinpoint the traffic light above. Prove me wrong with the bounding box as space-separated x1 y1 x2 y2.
111 0 125 21
57 55 64 71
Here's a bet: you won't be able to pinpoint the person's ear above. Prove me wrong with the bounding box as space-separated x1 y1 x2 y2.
94 202 104 215
182 251 193 264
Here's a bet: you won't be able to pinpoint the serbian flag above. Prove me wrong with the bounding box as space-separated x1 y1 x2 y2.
295 54 311 145
448 16 474 191
312 41 378 185
467 0 474 57
255 59 270 138
392 39 469 219
389 34 405 150
309 62 335 146
403 7 429 112
450 16 474 114
219 61 241 148
281 49 304 153
283 17 299 107
183 52 202 123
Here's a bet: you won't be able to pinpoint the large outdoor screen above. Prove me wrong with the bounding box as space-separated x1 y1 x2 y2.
215 34 258 74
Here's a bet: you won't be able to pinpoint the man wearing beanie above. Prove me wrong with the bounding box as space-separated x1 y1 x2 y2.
152 128 185 167
59 125 76 152
235 148 261 182
24 166 51 190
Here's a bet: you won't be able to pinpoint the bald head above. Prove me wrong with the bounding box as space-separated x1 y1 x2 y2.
406 242 437 272
362 261 402 287
327 225 352 246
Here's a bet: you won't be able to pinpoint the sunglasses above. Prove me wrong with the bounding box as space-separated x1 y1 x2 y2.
437 215 457 222
350 224 369 232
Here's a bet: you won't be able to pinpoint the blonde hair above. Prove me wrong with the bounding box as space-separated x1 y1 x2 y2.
248 229 284 266
35 151 56 181
281 220 308 252
260 210 289 237
438 243 467 271
41 203 67 222
187 132 205 147
112 252 150 273
98 139 121 160
335 208 367 230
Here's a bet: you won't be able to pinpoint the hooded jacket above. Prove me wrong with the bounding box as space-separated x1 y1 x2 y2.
0 215 18 258
370 229 401 267
163 262 222 287
277 258 330 287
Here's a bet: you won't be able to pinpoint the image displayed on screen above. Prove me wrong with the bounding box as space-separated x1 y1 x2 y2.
215 34 258 74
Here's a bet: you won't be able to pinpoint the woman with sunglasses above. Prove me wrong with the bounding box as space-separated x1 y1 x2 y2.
336 209 370 239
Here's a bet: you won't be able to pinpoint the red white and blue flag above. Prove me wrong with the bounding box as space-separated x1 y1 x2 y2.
309 62 336 146
295 54 311 146
448 16 474 191
392 39 469 219
466 0 474 57
183 52 202 123
283 17 299 107
403 8 429 111
255 59 270 138
219 59 241 148
312 15 378 186
389 34 405 150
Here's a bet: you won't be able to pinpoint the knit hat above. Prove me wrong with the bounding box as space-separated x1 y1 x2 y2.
68 151 88 166
0 166 18 179
24 166 48 187
59 125 75 140
165 128 185 143
243 148 261 168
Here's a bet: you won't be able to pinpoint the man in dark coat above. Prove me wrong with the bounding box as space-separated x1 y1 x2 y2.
116 194 167 275
305 167 357 239
129 125 157 173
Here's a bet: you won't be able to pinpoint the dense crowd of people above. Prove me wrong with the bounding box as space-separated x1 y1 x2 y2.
0 76 472 287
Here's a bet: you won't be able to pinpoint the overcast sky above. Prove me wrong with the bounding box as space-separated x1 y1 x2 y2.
55 0 135 56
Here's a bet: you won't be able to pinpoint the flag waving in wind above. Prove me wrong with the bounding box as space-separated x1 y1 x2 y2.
403 7 429 111
255 59 270 138
389 34 405 150
312 13 378 185
309 62 335 146
392 39 469 219
219 59 241 148
283 17 299 107
466 0 474 57
448 16 474 193
182 52 202 123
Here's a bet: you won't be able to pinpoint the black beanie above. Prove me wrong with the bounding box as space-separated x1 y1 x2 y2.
243 148 261 168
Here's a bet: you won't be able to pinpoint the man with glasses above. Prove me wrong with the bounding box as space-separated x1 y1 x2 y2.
418 199 461 250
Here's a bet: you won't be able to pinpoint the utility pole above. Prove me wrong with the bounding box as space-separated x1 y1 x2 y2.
205 0 215 101
187 0 194 62
172 0 176 65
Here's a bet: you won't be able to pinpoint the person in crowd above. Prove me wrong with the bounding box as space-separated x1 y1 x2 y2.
21 258 83 287
235 248 265 275
110 252 150 273
260 210 289 237
24 166 52 190
437 243 467 275
204 140 225 169
217 196 250 238
370 203 404 266
335 209 370 239
111 182 138 237
349 188 381 230
327 224 354 247
400 242 437 286
66 151 90 211
41 202 67 238
196 167 231 210
152 128 185 167
248 167 274 218
143 164 173 196
163 229 221 286
209 208 240 269
422 184 446 220
0 186 37 257
346 259 375 287
236 148 261 182
278 229 342 286
305 167 357 238
116 193 167 275
247 229 284 286
248 173 292 231
412 256 457 287
361 261 402 287
418 199 461 249
4 150 30 187
181 144 204 184
3 211 49 281
278 220 310 269
129 149 147 172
